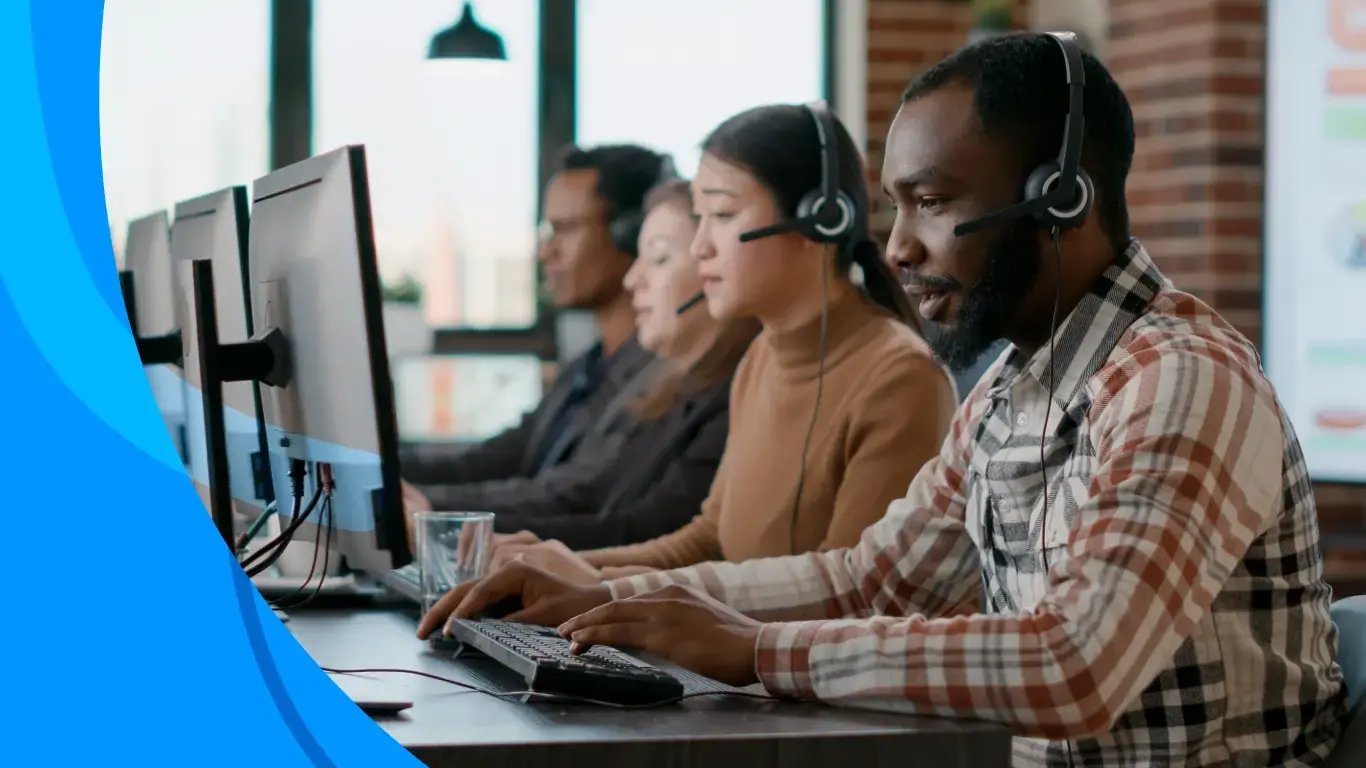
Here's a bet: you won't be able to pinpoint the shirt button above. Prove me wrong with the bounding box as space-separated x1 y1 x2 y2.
1016 412 1030 428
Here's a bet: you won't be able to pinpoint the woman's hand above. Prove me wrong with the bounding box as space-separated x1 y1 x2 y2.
490 536 601 586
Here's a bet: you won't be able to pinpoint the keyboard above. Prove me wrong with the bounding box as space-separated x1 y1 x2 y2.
391 563 420 588
375 563 422 602
445 618 685 705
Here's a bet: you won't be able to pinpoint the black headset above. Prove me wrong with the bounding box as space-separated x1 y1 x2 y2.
726 99 858 555
674 102 859 316
739 100 858 245
608 153 680 256
953 31 1093 237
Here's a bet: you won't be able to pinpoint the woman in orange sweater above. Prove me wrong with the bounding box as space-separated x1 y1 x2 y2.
482 103 957 584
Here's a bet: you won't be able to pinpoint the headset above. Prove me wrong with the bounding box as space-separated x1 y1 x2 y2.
953 31 1092 238
729 100 860 554
739 100 858 244
676 99 860 317
952 31 1090 591
608 153 681 256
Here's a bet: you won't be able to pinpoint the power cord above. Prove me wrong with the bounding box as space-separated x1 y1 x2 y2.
321 667 776 710
789 258 829 555
241 459 308 568
274 493 335 610
243 483 325 578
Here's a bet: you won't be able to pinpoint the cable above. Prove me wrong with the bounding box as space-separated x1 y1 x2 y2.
271 495 329 608
1040 227 1063 574
789 257 830 555
235 501 278 555
244 456 312 565
274 493 335 610
321 667 776 709
244 484 325 578
241 482 321 571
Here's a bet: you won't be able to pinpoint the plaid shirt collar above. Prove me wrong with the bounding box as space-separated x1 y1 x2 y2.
988 239 1168 411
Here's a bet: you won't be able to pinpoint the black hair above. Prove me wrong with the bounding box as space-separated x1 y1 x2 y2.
902 31 1135 254
699 104 919 329
557 143 675 242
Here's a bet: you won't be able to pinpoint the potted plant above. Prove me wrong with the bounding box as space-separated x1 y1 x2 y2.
381 273 432 358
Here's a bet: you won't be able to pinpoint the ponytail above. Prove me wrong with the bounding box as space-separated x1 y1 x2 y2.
844 239 921 333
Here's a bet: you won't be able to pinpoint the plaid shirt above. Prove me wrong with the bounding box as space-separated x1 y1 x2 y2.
609 241 1347 766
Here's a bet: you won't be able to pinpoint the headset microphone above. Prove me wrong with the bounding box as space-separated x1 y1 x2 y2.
675 291 706 315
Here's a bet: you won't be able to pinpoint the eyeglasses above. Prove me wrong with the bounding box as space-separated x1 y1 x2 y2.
537 215 606 243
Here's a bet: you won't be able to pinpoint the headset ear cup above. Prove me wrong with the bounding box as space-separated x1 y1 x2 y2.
609 210 645 256
1024 161 1060 208
1025 162 1093 230
795 189 824 239
796 188 855 242
1070 169 1095 227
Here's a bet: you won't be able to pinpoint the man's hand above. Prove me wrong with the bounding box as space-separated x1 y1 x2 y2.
489 537 601 585
416 559 611 639
556 584 762 686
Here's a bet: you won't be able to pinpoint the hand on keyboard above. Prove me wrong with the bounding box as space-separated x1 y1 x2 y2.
416 558 611 640
557 583 763 687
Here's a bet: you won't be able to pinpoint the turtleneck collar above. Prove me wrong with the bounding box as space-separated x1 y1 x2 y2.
765 291 890 381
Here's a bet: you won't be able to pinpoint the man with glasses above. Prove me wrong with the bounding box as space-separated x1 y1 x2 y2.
401 144 665 529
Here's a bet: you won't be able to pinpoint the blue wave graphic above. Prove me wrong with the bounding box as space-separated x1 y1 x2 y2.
0 2 421 764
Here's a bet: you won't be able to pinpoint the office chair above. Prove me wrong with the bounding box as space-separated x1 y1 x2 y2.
1326 595 1366 767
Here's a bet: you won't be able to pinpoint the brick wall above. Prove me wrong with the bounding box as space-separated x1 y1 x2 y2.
863 0 1366 594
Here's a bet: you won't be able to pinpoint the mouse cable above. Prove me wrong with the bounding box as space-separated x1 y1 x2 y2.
322 667 776 710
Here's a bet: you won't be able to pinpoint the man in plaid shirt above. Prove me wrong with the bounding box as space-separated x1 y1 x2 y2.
420 33 1346 766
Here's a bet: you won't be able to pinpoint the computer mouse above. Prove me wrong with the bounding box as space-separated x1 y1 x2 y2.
427 631 465 652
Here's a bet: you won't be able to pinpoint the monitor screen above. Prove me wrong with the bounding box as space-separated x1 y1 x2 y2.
1264 0 1366 483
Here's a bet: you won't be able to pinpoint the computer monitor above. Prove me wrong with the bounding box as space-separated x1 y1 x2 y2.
120 211 187 462
241 145 408 572
170 187 276 528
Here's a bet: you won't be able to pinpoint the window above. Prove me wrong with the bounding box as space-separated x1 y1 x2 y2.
576 0 827 178
313 1 540 329
100 0 270 262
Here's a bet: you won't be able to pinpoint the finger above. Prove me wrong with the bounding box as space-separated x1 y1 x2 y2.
416 579 478 638
557 598 660 638
501 597 566 627
497 530 540 546
451 562 528 621
456 523 478 562
488 543 528 573
564 621 650 654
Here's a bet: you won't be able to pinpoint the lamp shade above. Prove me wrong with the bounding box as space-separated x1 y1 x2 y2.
428 2 506 61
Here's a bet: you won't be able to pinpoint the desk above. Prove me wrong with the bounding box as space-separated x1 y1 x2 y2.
289 609 1012 767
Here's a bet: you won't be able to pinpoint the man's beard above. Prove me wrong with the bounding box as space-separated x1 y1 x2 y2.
924 218 1042 373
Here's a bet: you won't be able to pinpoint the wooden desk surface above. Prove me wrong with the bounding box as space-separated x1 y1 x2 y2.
289 609 1012 768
